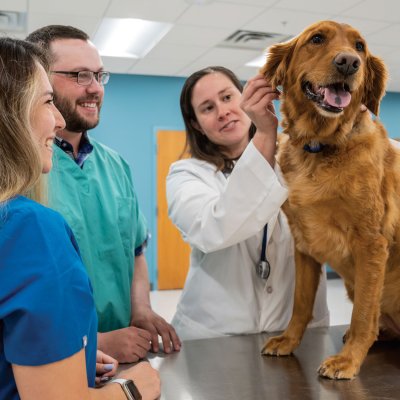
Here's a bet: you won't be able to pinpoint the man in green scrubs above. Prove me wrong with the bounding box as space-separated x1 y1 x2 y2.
27 25 181 363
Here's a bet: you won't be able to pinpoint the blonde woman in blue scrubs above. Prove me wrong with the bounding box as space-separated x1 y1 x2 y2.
167 67 330 340
0 38 160 400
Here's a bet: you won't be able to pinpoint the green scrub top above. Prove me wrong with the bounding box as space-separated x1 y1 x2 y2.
49 138 147 332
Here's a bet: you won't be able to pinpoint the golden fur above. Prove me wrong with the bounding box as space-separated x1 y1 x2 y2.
260 20 400 379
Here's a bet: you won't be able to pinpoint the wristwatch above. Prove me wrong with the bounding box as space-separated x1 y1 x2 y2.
111 378 142 400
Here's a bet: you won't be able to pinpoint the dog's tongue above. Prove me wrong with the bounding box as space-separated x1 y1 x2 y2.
323 86 351 108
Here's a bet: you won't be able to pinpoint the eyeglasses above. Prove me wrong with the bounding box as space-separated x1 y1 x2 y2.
51 70 110 86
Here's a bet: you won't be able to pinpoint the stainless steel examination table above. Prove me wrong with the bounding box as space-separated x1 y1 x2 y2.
122 325 400 399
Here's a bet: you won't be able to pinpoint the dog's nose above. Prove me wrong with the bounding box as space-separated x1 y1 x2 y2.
333 53 360 76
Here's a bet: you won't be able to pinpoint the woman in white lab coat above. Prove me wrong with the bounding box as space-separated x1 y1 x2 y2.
167 67 329 341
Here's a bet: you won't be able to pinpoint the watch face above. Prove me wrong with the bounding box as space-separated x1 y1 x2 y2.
125 380 142 400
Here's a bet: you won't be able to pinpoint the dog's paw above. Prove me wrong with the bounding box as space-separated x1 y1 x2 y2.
317 354 359 380
261 335 299 356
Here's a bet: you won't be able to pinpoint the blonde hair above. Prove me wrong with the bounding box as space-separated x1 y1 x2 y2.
26 176 48 205
0 38 49 203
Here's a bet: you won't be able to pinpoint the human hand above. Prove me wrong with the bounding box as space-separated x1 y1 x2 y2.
117 361 161 400
95 350 118 386
131 306 181 354
98 327 152 363
240 74 280 135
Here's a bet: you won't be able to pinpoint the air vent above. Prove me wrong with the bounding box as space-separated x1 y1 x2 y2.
219 30 292 51
0 11 27 32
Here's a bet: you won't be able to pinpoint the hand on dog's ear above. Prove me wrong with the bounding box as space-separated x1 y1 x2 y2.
362 55 388 116
259 38 297 88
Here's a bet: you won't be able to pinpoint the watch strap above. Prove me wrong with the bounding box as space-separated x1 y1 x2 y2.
111 378 142 400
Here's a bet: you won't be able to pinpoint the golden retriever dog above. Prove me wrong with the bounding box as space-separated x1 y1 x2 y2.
260 20 400 380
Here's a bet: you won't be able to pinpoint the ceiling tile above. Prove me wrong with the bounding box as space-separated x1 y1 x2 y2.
28 0 109 18
145 42 208 60
0 0 27 12
102 56 138 74
177 2 265 28
234 65 260 81
178 46 260 76
195 46 261 64
368 42 398 58
129 55 191 76
28 13 101 38
163 24 232 47
217 0 275 5
329 16 390 36
276 0 362 14
106 0 189 22
243 7 334 36
344 0 400 23
366 24 400 45
380 51 400 67
386 72 400 91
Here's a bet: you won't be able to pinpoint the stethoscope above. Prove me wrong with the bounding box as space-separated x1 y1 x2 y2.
257 224 271 280
223 167 271 280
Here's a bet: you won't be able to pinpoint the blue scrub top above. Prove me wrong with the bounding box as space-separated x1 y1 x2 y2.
0 196 97 400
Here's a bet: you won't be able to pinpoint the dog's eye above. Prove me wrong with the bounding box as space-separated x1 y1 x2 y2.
310 34 324 44
355 41 365 52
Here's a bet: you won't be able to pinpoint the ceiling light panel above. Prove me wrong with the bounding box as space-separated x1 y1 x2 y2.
94 18 172 58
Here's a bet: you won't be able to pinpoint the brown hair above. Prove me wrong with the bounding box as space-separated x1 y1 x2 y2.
180 66 256 171
0 38 50 202
26 25 89 61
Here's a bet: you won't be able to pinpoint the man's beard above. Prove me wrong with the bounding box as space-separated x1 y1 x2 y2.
54 93 101 133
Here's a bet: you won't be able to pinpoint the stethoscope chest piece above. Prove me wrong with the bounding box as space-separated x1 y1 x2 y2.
257 224 271 280
257 260 271 280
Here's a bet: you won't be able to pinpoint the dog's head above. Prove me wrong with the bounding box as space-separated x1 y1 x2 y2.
260 20 387 121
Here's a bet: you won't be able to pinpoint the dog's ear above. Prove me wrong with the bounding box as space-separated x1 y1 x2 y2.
259 38 297 87
362 55 388 116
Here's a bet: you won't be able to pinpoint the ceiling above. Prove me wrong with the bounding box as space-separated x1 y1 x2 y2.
3 0 400 91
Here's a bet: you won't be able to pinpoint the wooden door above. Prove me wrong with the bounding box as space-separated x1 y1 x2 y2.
157 130 191 289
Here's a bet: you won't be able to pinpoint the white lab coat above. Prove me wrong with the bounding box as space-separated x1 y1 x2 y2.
167 140 329 341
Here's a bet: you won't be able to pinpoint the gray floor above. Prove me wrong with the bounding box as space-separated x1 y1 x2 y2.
150 278 353 326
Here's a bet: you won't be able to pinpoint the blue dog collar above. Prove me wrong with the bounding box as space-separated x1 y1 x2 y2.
303 141 326 153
